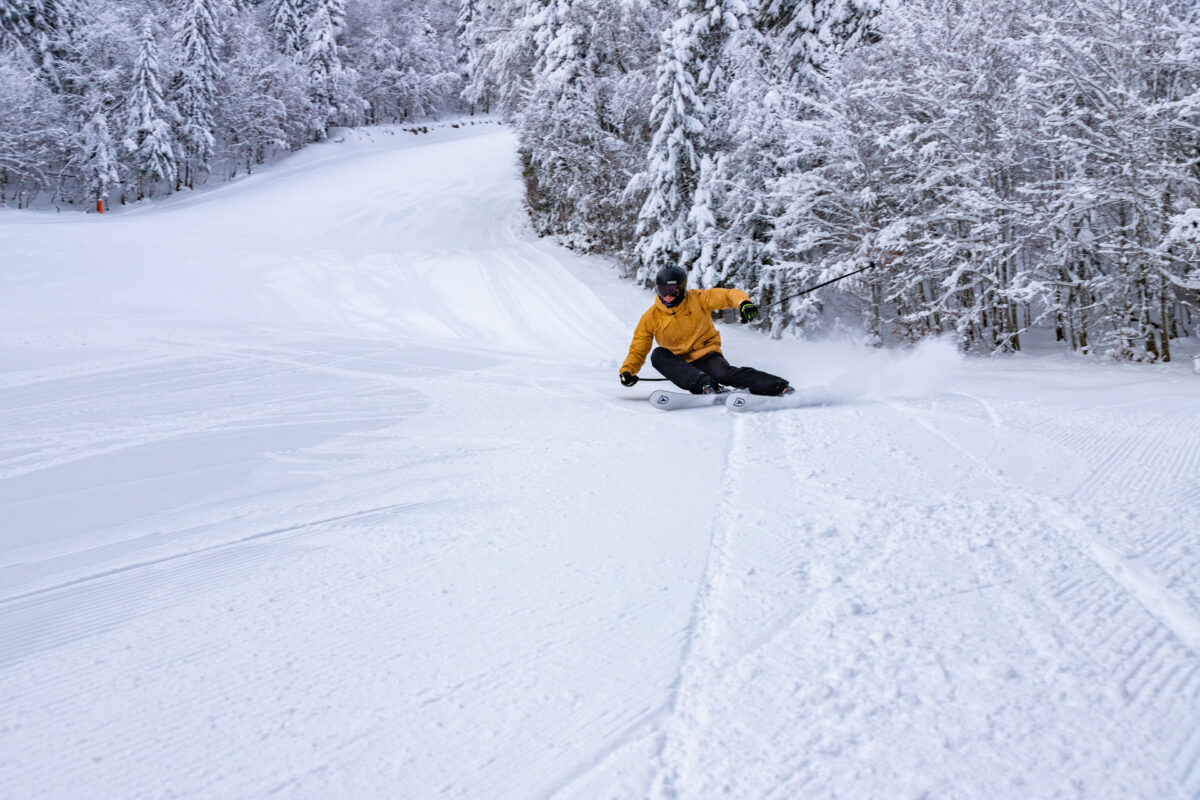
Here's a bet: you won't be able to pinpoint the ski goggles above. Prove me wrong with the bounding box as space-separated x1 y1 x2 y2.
656 284 684 301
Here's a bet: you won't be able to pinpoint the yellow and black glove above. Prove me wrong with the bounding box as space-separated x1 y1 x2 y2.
619 371 638 387
738 300 759 324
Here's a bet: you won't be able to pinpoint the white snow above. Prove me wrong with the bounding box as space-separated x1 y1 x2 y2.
3 122 1200 799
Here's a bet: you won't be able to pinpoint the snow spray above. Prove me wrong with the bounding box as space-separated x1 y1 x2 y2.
836 337 961 400
805 337 962 402
882 337 962 397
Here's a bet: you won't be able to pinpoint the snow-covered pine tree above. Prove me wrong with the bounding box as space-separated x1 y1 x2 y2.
173 0 224 188
632 0 749 281
39 0 77 91
758 0 881 88
1160 19 1200 339
76 109 120 207
0 0 76 90
455 0 479 89
0 48 67 206
304 0 348 137
404 7 458 120
220 22 303 174
1160 209 1200 339
124 16 176 198
269 0 304 56
0 0 27 44
689 26 797 317
355 18 401 124
54 6 136 204
462 0 538 117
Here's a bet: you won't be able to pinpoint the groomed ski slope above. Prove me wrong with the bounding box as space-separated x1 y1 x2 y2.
2 122 1200 800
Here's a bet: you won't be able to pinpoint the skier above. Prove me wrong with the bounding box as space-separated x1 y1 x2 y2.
619 265 793 395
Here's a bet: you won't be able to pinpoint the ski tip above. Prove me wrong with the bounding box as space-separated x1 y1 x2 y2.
725 387 838 412
649 390 673 409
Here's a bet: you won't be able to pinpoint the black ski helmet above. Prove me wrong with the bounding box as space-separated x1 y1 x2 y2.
655 265 688 308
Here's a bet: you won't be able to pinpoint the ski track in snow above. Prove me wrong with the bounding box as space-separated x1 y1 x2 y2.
2 123 1200 799
648 415 747 799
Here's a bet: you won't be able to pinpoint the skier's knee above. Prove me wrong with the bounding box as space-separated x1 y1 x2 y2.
650 347 673 369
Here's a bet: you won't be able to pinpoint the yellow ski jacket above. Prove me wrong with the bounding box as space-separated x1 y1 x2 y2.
620 287 751 376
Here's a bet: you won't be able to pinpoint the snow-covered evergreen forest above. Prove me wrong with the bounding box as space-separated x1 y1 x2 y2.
464 0 1200 360
0 0 461 204
5 0 1200 358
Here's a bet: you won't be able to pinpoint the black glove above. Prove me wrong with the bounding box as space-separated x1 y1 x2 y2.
619 371 638 387
738 300 759 324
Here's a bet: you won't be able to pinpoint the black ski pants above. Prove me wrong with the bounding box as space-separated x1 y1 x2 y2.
650 347 789 395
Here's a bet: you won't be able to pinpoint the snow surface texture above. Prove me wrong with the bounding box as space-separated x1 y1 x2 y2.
3 123 1200 800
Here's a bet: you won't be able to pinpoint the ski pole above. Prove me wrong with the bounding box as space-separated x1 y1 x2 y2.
760 261 878 311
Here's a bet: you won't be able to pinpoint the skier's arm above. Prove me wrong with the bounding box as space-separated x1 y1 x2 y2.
619 313 655 376
698 287 751 312
699 287 758 322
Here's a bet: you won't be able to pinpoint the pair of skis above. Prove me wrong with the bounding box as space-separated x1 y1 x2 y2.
648 387 832 413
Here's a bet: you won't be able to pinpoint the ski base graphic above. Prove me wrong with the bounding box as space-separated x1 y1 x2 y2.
648 389 728 410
